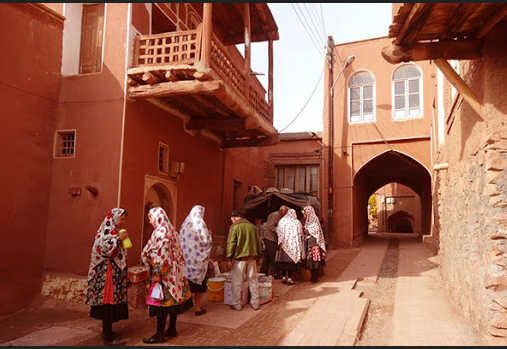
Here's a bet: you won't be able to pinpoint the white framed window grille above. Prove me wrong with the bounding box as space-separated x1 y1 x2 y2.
158 142 169 175
392 64 423 120
54 130 76 159
347 71 376 124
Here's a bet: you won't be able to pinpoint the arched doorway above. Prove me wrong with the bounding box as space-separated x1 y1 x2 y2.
142 175 177 250
387 210 415 233
353 150 431 241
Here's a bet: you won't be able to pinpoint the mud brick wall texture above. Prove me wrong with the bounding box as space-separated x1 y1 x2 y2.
433 21 507 342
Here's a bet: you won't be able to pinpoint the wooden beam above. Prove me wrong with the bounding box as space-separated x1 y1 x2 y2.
476 6 507 39
142 71 160 85
381 40 483 64
433 58 483 120
394 3 425 45
209 72 278 137
401 3 434 44
201 3 213 68
268 39 274 115
443 3 478 39
129 80 224 99
244 3 252 74
186 118 245 131
222 135 279 148
193 95 229 117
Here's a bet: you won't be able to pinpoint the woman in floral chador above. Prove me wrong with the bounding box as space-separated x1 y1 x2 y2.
275 208 305 285
142 207 193 344
302 206 326 283
86 208 129 343
179 205 212 316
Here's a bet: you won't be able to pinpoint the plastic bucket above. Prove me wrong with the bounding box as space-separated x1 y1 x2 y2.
207 277 225 302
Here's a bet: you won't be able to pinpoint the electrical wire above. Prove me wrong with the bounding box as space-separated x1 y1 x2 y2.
290 3 324 57
296 3 324 54
302 3 325 49
305 3 325 44
278 67 325 133
320 3 328 41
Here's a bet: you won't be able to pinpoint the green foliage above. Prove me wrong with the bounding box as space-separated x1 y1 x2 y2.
368 194 377 218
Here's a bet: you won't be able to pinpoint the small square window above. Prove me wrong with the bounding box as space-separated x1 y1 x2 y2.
158 142 169 174
54 130 76 158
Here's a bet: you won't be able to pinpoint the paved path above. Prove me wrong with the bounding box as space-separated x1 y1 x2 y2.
389 239 484 346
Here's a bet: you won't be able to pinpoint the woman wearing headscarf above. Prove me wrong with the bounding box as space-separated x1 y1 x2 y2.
275 208 305 285
302 206 327 283
179 205 212 316
86 208 129 343
142 207 193 344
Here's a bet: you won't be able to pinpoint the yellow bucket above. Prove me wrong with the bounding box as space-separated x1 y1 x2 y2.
207 277 225 302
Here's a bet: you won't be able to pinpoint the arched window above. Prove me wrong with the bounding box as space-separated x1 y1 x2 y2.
348 71 375 123
392 64 422 120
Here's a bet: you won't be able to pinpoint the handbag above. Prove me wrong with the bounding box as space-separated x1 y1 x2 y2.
150 282 164 301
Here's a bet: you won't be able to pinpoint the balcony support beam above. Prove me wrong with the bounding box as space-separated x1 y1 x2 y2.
244 3 251 73
268 39 274 116
186 118 245 131
201 3 213 69
129 80 224 99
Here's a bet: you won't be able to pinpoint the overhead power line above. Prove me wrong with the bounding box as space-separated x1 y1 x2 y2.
320 4 328 41
305 3 325 43
290 3 324 57
302 3 325 49
278 67 325 133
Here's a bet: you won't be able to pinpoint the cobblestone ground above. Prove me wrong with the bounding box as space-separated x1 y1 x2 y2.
356 238 399 346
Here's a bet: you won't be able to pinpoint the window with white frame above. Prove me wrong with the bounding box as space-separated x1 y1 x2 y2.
348 71 375 123
392 64 422 120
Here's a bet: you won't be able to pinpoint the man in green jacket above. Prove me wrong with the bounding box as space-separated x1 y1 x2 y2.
226 210 261 311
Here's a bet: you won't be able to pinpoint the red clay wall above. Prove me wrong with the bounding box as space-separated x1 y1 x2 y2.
120 100 226 266
322 36 435 247
0 4 63 315
44 4 129 276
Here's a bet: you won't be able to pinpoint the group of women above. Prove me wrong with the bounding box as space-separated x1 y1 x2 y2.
271 205 327 285
85 205 212 344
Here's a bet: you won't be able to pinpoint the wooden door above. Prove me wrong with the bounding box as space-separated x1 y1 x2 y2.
79 4 105 74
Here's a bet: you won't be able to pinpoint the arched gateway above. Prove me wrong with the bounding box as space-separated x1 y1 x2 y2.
353 150 432 242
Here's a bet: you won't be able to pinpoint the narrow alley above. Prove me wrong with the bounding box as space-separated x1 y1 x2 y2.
0 234 487 346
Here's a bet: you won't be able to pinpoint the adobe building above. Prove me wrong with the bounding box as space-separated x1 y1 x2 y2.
321 36 435 248
372 183 421 234
223 131 324 219
383 2 507 341
1 2 280 315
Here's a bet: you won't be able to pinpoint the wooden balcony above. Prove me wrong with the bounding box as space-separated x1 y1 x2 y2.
127 23 278 147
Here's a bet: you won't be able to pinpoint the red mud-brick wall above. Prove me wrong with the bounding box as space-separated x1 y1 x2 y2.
433 21 507 341
44 4 129 276
0 4 63 315
120 100 225 267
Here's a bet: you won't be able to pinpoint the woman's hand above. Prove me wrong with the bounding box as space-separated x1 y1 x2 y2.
119 229 128 241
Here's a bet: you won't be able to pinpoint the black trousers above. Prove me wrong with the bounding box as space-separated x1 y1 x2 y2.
260 239 277 275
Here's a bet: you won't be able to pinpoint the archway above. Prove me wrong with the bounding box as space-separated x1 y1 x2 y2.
353 150 431 242
142 183 174 248
387 210 415 233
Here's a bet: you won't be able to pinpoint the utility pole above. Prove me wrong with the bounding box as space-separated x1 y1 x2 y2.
327 35 335 242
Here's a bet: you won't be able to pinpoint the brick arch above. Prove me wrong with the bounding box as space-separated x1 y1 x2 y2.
353 150 431 242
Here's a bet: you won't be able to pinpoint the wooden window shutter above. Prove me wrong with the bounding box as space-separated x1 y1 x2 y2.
79 4 105 74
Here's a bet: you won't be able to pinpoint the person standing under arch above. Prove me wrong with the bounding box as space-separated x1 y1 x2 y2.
142 207 193 344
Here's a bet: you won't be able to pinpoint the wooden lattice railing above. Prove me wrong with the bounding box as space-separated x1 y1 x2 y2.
210 36 246 101
134 29 201 66
132 29 272 122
